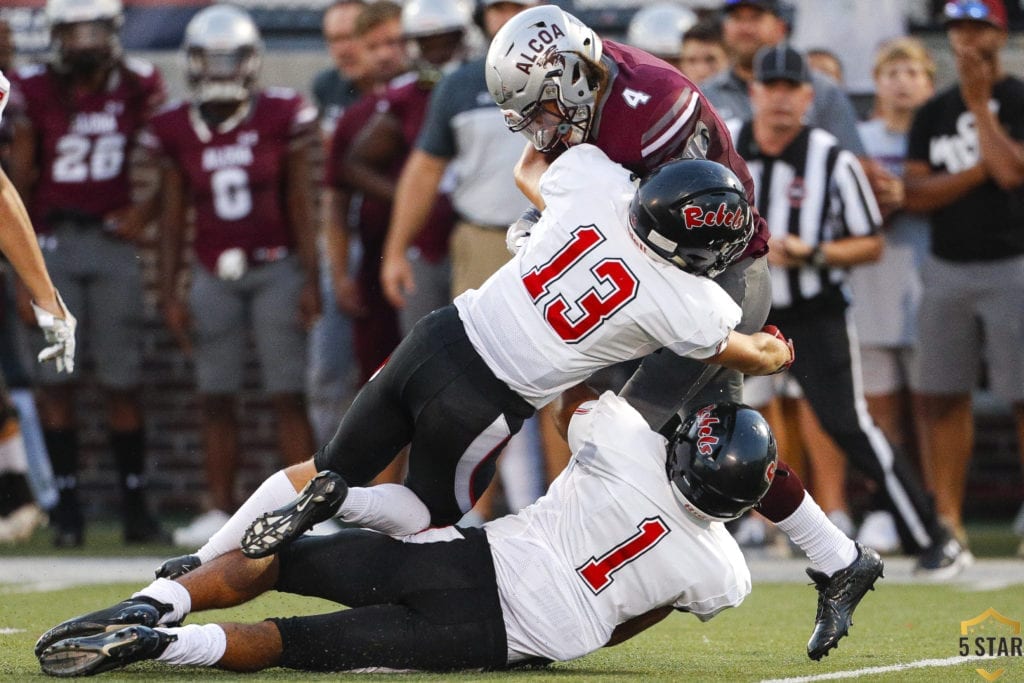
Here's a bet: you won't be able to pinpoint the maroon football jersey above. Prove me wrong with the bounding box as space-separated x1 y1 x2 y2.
379 76 455 263
590 41 768 259
12 59 165 233
142 88 317 272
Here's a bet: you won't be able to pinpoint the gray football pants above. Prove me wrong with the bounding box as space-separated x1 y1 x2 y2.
620 256 771 431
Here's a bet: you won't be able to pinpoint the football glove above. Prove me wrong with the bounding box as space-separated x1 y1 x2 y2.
762 324 794 374
33 291 77 374
506 207 542 255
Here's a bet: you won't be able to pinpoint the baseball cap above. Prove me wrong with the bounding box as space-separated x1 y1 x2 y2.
943 0 1008 29
753 44 810 83
722 0 783 15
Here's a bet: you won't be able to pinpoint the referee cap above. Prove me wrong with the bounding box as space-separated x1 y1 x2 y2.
753 44 810 84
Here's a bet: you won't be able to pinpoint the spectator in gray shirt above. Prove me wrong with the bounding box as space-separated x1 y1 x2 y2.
701 0 864 155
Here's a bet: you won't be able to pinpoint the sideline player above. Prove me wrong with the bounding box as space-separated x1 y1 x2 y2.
9 0 166 546
36 391 879 676
146 5 320 548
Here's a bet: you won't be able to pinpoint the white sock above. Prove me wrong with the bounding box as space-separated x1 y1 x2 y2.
155 624 226 667
132 578 191 625
196 470 300 563
775 492 859 576
339 484 430 536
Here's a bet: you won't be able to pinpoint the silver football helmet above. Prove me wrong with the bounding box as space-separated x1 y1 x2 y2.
183 4 263 104
626 3 697 61
485 5 603 152
401 0 471 38
46 0 123 75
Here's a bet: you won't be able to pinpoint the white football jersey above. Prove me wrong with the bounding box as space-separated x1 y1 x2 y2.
453 144 741 408
485 392 751 663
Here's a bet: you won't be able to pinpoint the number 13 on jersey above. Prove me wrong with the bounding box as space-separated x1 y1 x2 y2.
521 225 639 343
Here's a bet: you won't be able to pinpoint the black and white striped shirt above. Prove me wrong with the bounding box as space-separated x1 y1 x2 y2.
728 121 881 312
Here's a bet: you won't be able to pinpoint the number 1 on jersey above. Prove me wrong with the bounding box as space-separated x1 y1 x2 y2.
576 517 671 594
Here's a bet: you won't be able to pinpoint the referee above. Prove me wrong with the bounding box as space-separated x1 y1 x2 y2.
729 45 970 578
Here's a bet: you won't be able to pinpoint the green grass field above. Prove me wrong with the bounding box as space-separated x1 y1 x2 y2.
3 575 1024 681
1 521 1022 681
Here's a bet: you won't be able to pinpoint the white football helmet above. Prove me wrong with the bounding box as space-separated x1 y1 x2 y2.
626 3 697 61
183 4 263 104
401 0 471 39
46 0 123 75
485 6 603 152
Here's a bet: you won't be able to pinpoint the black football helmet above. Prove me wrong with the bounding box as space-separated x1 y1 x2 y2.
628 158 753 278
667 402 777 522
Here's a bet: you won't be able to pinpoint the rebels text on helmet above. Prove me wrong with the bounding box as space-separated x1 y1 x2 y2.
695 406 720 455
682 203 745 231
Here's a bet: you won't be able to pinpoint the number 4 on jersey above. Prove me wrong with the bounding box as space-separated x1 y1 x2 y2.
576 517 670 594
622 88 651 109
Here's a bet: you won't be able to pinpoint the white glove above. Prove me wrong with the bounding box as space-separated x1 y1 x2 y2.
32 291 77 374
0 69 9 124
506 207 542 255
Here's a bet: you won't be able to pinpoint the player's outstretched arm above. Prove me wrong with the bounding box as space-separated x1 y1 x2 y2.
0 167 60 314
707 326 794 376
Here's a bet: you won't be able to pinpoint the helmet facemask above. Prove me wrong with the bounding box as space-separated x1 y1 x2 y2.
52 19 120 76
501 52 601 153
187 45 261 104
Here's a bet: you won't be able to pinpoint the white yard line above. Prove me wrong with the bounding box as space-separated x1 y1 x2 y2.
761 655 1000 682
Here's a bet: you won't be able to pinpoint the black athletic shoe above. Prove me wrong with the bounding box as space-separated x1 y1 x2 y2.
35 597 171 658
38 625 176 677
806 543 884 661
241 471 348 559
155 554 202 580
913 535 973 580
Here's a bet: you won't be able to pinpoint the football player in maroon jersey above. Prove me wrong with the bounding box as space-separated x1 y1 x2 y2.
9 0 166 547
144 4 320 549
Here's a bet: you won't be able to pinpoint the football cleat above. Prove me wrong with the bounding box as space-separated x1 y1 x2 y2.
241 470 348 559
806 543 884 661
35 597 171 658
155 554 202 580
38 625 175 677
